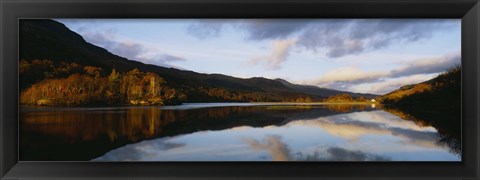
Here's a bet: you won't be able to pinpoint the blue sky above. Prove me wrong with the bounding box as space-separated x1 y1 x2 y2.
57 19 461 95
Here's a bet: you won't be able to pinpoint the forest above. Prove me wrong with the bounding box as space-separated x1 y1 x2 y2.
20 59 183 106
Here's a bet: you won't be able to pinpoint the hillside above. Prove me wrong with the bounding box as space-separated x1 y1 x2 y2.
274 78 377 99
19 19 374 106
378 65 461 111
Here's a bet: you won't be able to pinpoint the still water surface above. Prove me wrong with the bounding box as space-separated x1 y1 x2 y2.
20 103 460 161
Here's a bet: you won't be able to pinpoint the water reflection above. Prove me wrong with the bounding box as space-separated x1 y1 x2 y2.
382 107 461 155
241 135 389 161
325 104 367 112
93 110 459 161
19 103 460 161
243 135 292 161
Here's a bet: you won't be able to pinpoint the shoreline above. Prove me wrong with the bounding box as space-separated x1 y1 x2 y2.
19 101 380 111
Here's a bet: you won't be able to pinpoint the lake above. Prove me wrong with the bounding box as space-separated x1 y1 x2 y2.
19 103 461 161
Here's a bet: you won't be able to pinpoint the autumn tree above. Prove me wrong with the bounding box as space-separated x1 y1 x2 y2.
106 69 121 102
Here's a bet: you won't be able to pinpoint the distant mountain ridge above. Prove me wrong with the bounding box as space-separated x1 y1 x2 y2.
274 78 377 99
20 19 378 104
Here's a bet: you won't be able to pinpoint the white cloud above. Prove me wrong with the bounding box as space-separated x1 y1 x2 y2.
306 51 460 94
313 66 388 85
389 51 461 77
187 20 232 40
71 27 187 68
188 19 459 59
249 39 296 70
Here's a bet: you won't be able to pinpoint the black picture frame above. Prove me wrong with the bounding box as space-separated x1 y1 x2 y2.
1 0 479 179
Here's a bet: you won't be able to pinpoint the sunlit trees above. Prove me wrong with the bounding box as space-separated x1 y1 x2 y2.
20 61 183 106
20 59 87 90
20 73 104 105
106 69 121 102
84 66 103 78
294 97 312 103
355 96 368 102
324 94 354 102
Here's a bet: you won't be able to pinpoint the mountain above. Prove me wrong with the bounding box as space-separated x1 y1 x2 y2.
378 65 461 111
19 19 375 105
274 78 377 99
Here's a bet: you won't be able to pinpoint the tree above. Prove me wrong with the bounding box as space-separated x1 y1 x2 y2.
84 66 102 78
325 94 354 102
304 97 312 103
355 96 367 102
106 69 121 102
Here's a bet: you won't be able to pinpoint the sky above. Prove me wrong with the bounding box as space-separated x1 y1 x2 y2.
56 19 461 95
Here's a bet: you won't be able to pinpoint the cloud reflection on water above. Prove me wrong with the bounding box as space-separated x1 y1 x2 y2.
242 135 292 161
242 135 390 161
93 110 459 161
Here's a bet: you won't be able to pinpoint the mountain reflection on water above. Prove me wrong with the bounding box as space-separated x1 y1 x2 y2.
19 103 460 161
